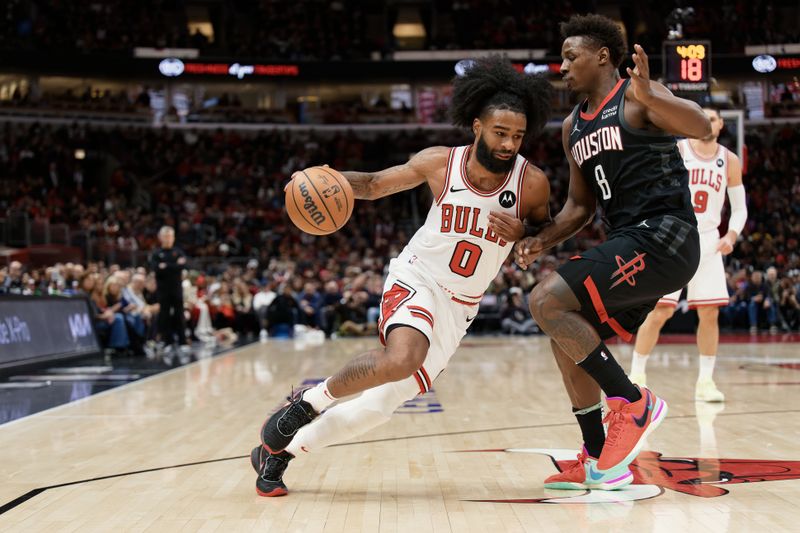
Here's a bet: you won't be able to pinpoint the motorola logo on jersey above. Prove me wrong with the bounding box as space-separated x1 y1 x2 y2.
499 191 516 208
717 158 724 167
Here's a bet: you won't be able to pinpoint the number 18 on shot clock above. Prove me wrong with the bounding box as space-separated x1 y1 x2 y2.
662 40 711 93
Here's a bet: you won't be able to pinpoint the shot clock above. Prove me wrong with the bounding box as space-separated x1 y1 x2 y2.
662 40 711 93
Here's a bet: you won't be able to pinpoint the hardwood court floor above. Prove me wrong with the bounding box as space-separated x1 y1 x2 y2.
2 335 800 532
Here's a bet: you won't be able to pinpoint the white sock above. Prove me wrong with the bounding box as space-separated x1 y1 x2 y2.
698 355 716 382
301 378 337 413
287 380 416 456
630 350 649 375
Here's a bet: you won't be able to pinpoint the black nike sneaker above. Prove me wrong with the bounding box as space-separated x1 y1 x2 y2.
254 449 294 497
260 388 318 453
250 445 266 473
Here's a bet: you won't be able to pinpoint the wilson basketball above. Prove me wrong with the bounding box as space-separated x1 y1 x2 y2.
285 166 354 235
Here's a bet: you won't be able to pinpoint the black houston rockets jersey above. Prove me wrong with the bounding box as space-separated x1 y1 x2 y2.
567 78 695 231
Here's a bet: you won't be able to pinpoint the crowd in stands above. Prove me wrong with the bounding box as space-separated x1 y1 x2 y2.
1 86 426 125
0 256 386 355
2 0 796 59
2 119 800 353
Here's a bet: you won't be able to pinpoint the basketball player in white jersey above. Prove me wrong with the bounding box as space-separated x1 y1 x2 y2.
250 57 565 496
630 107 747 401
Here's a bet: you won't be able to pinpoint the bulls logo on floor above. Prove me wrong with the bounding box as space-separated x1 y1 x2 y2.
458 448 800 503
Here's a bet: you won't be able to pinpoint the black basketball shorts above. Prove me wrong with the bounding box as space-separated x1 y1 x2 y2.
556 214 700 341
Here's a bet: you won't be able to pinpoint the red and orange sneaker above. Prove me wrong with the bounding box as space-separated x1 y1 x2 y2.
597 386 668 471
544 447 633 491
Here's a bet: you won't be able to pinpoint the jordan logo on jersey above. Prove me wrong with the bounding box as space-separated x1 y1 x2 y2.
570 126 624 166
440 204 508 246
610 251 647 289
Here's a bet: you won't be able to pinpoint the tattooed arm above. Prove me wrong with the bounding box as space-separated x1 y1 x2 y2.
339 146 450 200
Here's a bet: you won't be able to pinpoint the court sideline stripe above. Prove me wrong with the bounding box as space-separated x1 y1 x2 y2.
1 406 798 515
0 342 250 429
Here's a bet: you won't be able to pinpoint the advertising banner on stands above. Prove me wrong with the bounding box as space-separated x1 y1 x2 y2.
0 296 100 371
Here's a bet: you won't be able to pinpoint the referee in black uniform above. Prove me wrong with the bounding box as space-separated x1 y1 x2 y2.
149 226 190 350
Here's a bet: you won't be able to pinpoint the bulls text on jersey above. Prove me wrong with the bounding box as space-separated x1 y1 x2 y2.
439 204 508 246
688 168 724 192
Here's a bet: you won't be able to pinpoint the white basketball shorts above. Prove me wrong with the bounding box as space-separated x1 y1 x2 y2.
658 230 729 308
377 249 476 394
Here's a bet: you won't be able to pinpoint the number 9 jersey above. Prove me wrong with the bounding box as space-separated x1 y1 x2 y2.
567 78 696 233
678 138 730 234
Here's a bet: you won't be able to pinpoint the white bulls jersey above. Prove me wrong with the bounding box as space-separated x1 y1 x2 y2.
679 139 730 234
405 145 528 305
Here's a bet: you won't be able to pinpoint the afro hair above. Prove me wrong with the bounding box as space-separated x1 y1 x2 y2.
450 56 553 139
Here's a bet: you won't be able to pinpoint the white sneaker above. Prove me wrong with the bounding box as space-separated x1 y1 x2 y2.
259 329 269 343
628 372 647 388
695 379 725 402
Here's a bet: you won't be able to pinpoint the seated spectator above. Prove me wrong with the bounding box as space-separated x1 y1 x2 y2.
232 278 258 336
778 275 800 331
745 270 778 334
319 281 343 337
1 261 24 294
80 273 131 353
500 288 539 335
335 290 374 337
297 281 322 329
253 281 277 341
105 275 145 352
124 273 157 334
267 283 299 337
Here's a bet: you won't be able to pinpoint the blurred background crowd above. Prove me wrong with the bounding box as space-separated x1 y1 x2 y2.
2 119 799 354
2 0 800 356
3 0 796 59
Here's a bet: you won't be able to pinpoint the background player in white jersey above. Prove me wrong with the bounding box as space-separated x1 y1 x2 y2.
252 57 553 497
630 107 747 402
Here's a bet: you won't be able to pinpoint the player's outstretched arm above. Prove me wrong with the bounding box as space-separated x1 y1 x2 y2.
339 146 449 201
718 151 747 255
626 44 711 139
514 117 596 269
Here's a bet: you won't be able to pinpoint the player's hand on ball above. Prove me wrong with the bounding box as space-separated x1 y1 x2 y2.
488 211 524 242
286 165 330 190
626 44 654 104
513 237 544 270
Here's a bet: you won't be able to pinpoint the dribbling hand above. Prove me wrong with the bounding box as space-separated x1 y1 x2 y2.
285 164 331 191
513 237 544 270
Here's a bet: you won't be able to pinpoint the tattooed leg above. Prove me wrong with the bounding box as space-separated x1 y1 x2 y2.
327 326 429 398
529 273 601 360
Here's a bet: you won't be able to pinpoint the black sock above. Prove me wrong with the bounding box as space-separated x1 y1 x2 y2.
573 404 605 459
577 342 642 402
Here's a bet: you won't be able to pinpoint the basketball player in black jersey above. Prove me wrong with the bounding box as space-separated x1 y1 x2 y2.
515 14 712 490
